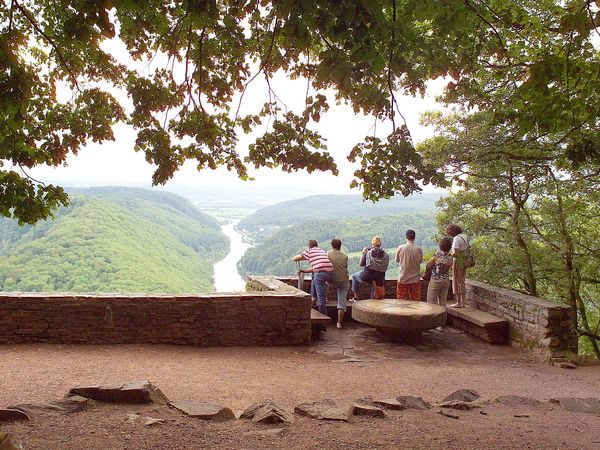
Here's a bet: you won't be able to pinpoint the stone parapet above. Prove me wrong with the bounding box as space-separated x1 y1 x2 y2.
465 279 577 361
278 277 436 302
0 287 311 347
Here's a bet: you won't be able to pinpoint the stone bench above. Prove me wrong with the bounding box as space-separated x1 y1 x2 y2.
445 306 508 345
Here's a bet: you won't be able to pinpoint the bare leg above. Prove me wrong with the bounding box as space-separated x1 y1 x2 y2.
450 293 461 308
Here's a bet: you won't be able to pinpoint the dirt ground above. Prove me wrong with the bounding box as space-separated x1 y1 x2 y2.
2 323 599 449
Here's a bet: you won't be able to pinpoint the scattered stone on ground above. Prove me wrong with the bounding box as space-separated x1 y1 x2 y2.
513 414 530 418
494 395 542 407
9 396 93 416
125 413 141 423
68 381 168 405
240 400 293 424
0 409 30 422
372 397 405 410
437 409 460 419
558 362 577 369
294 399 349 421
0 432 21 450
480 410 488 415
350 401 385 418
396 396 431 410
439 400 480 411
549 397 600 414
168 401 235 421
442 389 480 403
143 417 165 426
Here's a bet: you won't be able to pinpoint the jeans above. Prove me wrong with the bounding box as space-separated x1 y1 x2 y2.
311 271 334 315
351 271 375 298
329 280 349 311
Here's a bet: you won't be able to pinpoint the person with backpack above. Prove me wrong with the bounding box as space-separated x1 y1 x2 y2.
445 224 472 308
425 237 453 315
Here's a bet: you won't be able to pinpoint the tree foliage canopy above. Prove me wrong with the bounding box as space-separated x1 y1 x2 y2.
1 0 599 223
421 110 600 358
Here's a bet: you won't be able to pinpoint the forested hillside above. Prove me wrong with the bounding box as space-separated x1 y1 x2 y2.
239 213 437 277
238 193 441 242
0 188 227 293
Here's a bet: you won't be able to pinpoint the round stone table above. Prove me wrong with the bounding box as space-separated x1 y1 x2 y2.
351 299 447 342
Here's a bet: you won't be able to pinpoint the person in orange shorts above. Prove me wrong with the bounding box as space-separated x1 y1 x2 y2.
395 229 423 300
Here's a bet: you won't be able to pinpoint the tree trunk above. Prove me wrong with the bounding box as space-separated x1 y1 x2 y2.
507 166 537 296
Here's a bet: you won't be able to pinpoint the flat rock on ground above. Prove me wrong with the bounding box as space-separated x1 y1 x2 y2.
439 400 480 411
372 398 405 410
294 399 349 421
241 401 293 424
9 395 93 416
442 389 480 403
169 401 235 421
350 401 385 418
550 397 600 414
494 395 543 407
396 396 431 410
0 409 30 422
68 381 168 405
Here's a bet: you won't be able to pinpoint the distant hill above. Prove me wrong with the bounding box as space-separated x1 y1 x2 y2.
0 187 228 293
239 212 438 277
238 193 442 242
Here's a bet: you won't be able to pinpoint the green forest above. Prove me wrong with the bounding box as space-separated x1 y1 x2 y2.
238 193 440 242
0 188 227 293
239 212 437 277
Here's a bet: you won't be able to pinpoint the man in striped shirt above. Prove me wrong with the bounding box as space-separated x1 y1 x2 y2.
292 240 334 315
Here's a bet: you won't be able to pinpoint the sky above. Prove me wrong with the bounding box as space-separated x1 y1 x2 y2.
29 33 450 202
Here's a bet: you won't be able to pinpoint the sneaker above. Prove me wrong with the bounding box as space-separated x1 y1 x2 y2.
336 322 342 329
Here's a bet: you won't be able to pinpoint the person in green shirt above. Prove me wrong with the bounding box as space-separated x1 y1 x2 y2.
327 238 349 329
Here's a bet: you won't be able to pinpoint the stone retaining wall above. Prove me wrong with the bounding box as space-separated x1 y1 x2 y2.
0 286 311 346
465 279 577 361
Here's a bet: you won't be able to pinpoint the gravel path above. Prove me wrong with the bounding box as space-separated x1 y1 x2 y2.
2 323 599 448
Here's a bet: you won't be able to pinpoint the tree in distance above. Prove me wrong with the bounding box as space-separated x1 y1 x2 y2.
1 0 598 223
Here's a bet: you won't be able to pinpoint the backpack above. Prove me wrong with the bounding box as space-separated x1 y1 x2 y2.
459 235 475 268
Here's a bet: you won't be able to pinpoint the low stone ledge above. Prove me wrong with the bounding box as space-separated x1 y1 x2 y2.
0 283 311 346
465 279 577 362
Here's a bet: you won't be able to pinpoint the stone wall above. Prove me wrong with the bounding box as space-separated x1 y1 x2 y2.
465 279 577 361
0 287 311 346
278 277 435 302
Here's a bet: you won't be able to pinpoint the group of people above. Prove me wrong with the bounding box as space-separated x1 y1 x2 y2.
291 224 470 330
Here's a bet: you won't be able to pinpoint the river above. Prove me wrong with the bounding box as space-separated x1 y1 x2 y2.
213 220 253 292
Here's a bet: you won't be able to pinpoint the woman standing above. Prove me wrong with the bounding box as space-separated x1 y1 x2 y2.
446 224 469 308
425 236 453 307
